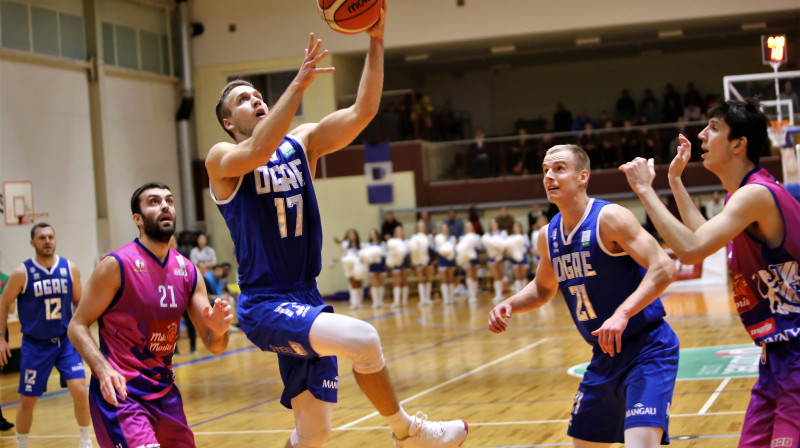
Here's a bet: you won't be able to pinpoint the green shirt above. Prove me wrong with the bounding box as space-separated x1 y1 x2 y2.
0 271 8 294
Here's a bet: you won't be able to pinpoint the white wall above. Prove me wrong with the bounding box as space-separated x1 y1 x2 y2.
0 59 97 277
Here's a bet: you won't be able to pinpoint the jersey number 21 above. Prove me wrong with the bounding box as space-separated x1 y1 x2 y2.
569 284 597 321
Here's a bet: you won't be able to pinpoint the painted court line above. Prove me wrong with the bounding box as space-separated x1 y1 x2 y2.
698 377 731 415
336 338 549 430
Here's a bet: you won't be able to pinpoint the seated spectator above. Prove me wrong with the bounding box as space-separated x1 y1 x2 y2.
571 108 595 132
189 232 216 276
204 263 233 299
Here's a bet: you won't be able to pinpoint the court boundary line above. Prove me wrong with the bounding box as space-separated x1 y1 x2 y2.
336 338 549 430
698 377 731 414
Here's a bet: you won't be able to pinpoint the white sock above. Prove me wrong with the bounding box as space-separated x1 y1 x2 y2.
402 286 409 305
17 433 28 448
378 287 385 305
356 288 364 306
349 288 358 308
370 287 380 307
385 407 413 439
494 280 504 299
467 278 478 301
393 286 401 306
79 425 92 441
425 282 432 300
440 284 448 303
418 283 426 302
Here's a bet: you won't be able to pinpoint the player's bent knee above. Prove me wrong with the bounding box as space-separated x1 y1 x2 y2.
349 324 385 374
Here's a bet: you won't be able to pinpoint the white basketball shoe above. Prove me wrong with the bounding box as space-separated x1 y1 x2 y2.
392 411 468 448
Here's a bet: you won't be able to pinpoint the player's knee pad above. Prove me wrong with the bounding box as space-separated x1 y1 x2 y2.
348 323 385 374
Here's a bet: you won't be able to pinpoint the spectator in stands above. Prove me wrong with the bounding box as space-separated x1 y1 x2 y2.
571 108 595 132
705 191 724 220
620 119 641 161
418 210 436 235
553 102 573 133
780 81 800 119
190 232 217 276
470 128 491 178
442 209 464 238
578 122 601 167
639 88 658 117
468 205 484 235
204 263 232 300
683 82 703 112
381 211 402 241
599 120 620 168
411 94 434 140
615 89 637 122
508 127 531 175
642 99 662 125
527 204 546 235
495 207 515 234
662 98 682 123
663 83 683 115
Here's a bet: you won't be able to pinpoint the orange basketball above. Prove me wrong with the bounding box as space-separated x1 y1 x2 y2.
317 0 381 34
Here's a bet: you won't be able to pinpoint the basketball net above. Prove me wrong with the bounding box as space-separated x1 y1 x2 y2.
769 120 790 149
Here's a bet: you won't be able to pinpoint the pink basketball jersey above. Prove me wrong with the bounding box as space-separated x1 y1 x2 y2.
100 239 197 400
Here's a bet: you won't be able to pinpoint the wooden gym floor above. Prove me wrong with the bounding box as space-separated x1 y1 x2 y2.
0 285 754 447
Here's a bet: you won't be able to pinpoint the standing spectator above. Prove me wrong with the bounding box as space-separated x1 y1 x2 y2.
508 127 531 175
615 89 637 122
527 204 546 235
553 102 573 133
380 211 402 241
663 83 683 115
190 232 217 276
704 191 724 219
683 82 703 112
639 88 658 117
411 94 434 140
418 210 436 235
468 205 484 235
579 122 601 168
0 223 92 448
470 128 491 178
442 209 464 238
494 207 515 234
662 98 682 123
780 81 800 120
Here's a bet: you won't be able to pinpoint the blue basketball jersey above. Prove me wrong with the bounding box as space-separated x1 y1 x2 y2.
547 199 666 345
17 256 74 339
214 135 323 288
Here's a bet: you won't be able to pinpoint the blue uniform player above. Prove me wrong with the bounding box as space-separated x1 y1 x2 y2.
489 144 678 447
205 5 467 448
0 223 93 448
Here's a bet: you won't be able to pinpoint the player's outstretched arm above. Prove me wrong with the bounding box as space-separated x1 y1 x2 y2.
296 1 386 174
206 34 335 181
488 228 558 334
622 157 771 264
665 134 706 230
187 271 232 355
68 256 128 406
591 206 675 356
0 266 25 366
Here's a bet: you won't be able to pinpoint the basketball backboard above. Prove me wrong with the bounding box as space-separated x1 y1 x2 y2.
2 181 33 226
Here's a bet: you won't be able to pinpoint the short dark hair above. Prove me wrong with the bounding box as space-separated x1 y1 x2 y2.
30 222 53 239
130 182 172 215
707 98 768 165
215 262 231 269
216 80 255 140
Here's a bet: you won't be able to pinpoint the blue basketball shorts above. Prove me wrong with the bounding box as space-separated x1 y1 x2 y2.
237 281 339 409
568 320 679 444
19 334 85 396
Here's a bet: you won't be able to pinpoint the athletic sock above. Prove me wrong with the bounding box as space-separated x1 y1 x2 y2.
385 407 413 439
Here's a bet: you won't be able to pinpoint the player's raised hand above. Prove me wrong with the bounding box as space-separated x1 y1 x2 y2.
365 0 386 39
668 134 692 180
488 303 513 334
0 338 11 367
97 364 127 407
294 33 335 91
204 297 233 335
591 312 629 357
619 157 656 196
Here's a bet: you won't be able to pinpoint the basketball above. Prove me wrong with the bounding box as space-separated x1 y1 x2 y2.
317 0 381 34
